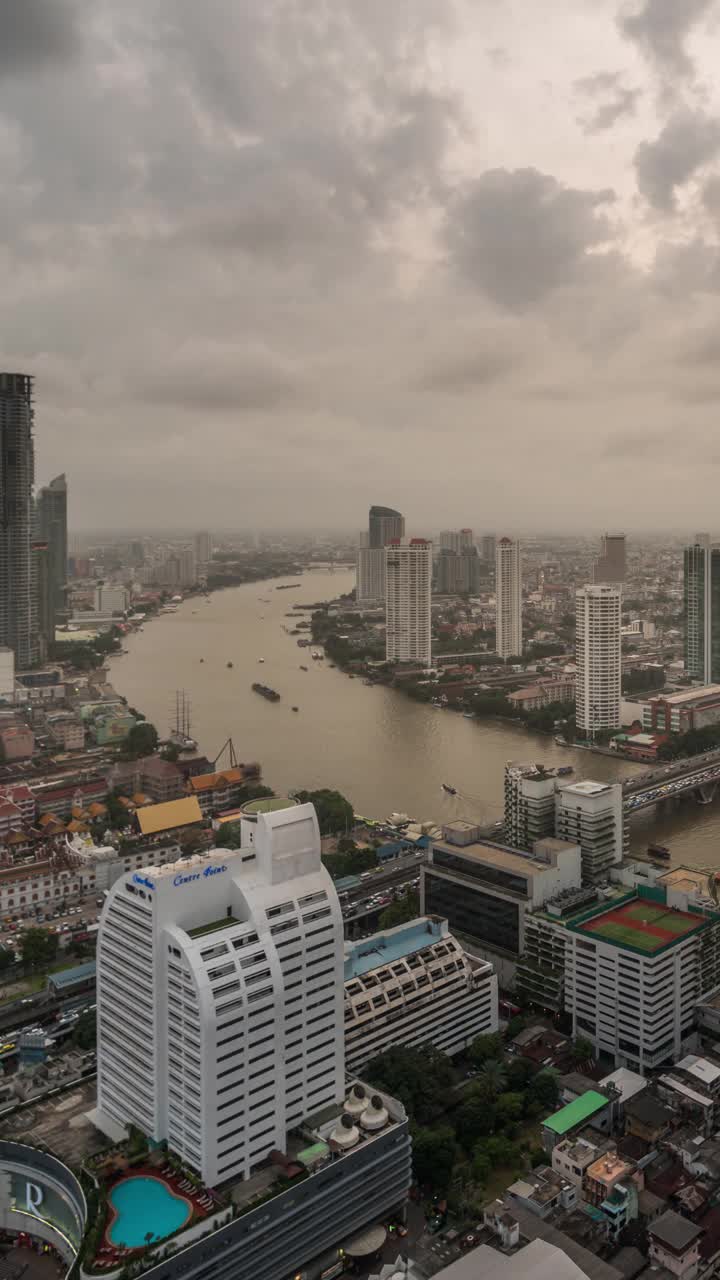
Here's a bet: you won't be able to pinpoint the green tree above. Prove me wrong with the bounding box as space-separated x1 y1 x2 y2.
479 1059 507 1097
293 788 354 835
455 1097 496 1150
122 721 159 759
472 1150 492 1186
0 946 14 972
217 821 244 849
412 1126 457 1191
468 1032 503 1066
529 1069 560 1111
571 1036 594 1065
161 743 180 762
378 889 419 930
366 1044 454 1125
495 1091 524 1126
505 1055 536 1091
73 1008 97 1050
483 1135 521 1168
19 928 58 970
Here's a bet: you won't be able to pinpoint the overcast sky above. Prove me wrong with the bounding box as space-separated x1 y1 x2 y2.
4 0 720 533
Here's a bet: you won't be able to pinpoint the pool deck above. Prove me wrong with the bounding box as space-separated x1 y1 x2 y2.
91 1165 217 1270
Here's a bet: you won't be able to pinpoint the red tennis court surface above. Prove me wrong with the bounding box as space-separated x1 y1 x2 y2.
577 898 703 953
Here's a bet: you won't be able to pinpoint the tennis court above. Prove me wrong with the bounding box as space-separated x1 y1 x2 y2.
577 898 702 953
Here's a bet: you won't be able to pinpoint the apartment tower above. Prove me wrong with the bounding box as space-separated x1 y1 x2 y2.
495 537 522 659
575 583 622 736
357 505 405 604
592 533 626 584
0 373 39 667
36 473 68 626
684 535 720 684
385 537 432 665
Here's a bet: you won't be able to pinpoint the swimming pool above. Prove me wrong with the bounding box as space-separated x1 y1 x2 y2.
108 1176 191 1248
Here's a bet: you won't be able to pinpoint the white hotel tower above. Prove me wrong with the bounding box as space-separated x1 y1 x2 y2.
95 804 345 1187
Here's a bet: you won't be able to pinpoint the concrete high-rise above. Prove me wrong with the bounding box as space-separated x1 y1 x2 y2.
684 535 720 684
357 506 405 603
96 803 345 1187
36 474 67 625
495 537 522 659
194 531 212 565
555 779 625 885
0 373 39 668
504 763 557 852
575 583 621 736
436 546 481 595
385 538 432 665
481 534 496 566
439 529 474 554
592 533 626 584
369 505 404 549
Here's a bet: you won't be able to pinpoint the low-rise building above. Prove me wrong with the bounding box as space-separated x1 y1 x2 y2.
188 765 262 816
343 916 497 1070
644 685 720 736
648 1210 703 1280
0 724 34 760
541 1091 613 1152
552 1136 614 1189
507 1166 577 1219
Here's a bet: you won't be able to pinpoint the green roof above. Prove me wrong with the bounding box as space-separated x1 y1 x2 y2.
188 915 239 939
243 796 294 814
543 1090 609 1135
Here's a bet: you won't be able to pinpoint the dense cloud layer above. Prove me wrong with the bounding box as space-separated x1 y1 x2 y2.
3 0 720 531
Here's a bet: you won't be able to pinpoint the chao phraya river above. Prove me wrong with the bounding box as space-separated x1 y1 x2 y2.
110 568 720 868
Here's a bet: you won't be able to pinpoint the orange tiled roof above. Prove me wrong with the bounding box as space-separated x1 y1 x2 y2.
190 768 246 793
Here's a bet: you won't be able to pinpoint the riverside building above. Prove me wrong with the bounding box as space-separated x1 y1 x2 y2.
343 916 498 1070
0 373 39 667
555 780 625 886
96 802 346 1187
575 584 622 736
384 537 432 665
495 537 522 659
684 535 720 684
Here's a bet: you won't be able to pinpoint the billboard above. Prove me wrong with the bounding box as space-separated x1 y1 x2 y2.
10 1172 83 1250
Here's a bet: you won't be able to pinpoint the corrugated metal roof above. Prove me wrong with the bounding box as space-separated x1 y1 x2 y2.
137 795 203 835
543 1091 609 1135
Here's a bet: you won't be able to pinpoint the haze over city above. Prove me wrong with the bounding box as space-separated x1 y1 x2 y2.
3 0 720 528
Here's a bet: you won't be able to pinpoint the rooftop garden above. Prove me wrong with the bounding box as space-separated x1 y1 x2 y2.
188 916 238 939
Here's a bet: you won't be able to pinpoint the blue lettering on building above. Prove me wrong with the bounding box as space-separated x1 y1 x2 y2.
173 865 227 887
133 873 155 891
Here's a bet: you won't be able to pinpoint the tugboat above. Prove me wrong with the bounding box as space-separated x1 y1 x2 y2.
292 706 299 712
200 658 204 663
227 661 233 669
557 765 574 776
441 783 458 796
648 844 671 860
299 665 308 671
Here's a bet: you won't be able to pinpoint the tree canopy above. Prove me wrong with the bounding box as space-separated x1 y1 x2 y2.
121 721 159 759
293 788 354 835
378 888 419 930
20 928 58 970
366 1044 454 1126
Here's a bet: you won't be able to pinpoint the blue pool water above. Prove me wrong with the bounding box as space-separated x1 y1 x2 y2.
108 1177 191 1248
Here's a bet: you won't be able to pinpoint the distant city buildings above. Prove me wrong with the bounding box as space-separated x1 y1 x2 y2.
436 543 481 595
495 537 522 659
592 533 626 584
194 531 213 566
385 537 432 665
480 533 496 566
0 373 39 667
439 529 474 555
357 505 405 604
684 535 720 684
575 583 622 736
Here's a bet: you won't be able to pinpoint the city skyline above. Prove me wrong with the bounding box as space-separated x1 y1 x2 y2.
5 3 720 529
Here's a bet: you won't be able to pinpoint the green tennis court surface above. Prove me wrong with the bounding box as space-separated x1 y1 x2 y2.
578 898 702 952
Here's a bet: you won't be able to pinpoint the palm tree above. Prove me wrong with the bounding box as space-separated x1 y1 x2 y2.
480 1059 507 1096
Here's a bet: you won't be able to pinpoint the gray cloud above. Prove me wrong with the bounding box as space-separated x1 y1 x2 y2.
137 345 305 413
445 168 616 308
575 72 640 133
416 345 517 393
0 0 78 74
635 110 720 210
619 0 715 78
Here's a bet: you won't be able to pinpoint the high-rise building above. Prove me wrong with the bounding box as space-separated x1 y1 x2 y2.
344 917 498 1071
0 373 39 668
592 533 626 584
96 803 346 1187
481 534 496 566
357 506 405 603
36 474 67 623
495 537 522 659
684 535 720 684
439 529 474 554
436 546 481 595
32 539 53 660
356 547 386 603
575 584 622 735
385 537 432 665
504 763 558 851
555 780 625 885
194 531 212 565
368 505 404 549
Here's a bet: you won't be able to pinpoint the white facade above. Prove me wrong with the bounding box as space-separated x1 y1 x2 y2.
575 584 622 735
93 584 128 615
357 547 386 603
566 927 700 1072
96 804 345 1187
495 538 522 659
344 917 497 1070
504 764 557 851
385 538 432 665
0 648 14 698
555 780 625 885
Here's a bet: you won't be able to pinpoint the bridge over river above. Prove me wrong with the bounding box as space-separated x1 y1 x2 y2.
623 748 720 813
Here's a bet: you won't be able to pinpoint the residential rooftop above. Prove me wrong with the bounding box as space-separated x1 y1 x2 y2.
344 916 451 980
433 837 563 878
543 1091 609 1136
